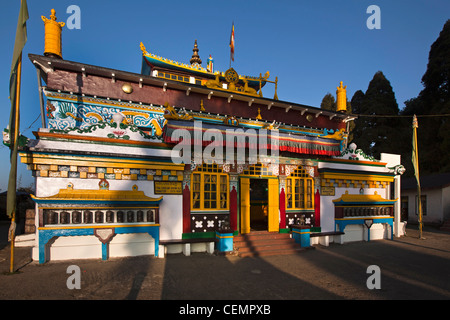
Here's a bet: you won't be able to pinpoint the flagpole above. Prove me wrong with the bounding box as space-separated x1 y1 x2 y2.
412 115 423 239
9 53 22 273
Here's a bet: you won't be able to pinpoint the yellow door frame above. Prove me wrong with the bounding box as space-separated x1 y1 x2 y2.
267 178 280 233
240 177 279 234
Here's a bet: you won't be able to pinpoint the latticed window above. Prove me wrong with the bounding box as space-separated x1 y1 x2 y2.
242 163 273 176
191 163 229 210
286 166 314 210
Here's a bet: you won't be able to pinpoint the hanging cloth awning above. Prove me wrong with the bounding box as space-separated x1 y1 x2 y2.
163 120 342 157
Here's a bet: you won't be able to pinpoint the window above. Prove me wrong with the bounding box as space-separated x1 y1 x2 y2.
243 163 273 176
286 166 314 210
191 163 229 210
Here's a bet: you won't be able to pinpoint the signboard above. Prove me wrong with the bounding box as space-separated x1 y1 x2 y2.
154 181 183 194
321 186 335 196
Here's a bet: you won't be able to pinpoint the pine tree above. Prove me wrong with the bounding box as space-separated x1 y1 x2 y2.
351 71 400 158
320 93 355 144
402 20 450 174
320 93 336 111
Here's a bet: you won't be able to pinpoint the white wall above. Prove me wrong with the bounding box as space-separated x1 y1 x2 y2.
404 188 444 224
33 177 183 261
320 186 387 233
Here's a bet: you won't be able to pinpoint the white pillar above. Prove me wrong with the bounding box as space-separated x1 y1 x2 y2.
381 153 403 238
393 175 402 237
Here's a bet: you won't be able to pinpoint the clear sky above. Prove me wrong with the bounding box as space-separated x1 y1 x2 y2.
0 0 449 192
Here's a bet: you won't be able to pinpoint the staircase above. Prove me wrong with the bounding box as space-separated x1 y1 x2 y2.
440 220 450 232
233 231 307 257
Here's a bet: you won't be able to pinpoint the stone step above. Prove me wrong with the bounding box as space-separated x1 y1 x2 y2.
233 231 307 257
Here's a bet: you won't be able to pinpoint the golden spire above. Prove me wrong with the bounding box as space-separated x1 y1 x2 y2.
336 81 347 112
190 40 202 66
42 9 65 59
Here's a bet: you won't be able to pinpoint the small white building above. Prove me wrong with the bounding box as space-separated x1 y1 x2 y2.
401 173 450 227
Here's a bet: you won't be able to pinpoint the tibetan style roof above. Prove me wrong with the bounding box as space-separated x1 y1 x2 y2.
333 191 397 206
32 184 163 205
29 53 355 125
140 42 266 91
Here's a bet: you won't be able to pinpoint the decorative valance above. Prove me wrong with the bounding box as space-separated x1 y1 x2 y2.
163 120 342 157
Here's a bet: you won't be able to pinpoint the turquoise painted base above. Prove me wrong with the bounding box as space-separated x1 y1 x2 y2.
291 226 311 247
216 231 234 252
38 224 160 263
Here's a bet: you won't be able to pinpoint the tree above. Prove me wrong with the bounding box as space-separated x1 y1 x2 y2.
351 71 401 158
320 92 355 144
350 90 369 150
320 93 336 111
402 20 450 174
421 20 450 104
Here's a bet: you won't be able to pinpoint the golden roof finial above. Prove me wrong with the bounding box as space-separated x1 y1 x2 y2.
336 81 347 113
42 9 65 59
190 40 202 66
50 8 57 20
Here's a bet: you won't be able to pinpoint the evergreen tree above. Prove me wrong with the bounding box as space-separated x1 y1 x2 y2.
320 93 336 111
402 20 450 174
351 71 400 158
320 92 355 144
350 90 368 150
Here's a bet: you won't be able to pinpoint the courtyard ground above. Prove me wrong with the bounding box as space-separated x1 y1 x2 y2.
0 224 449 305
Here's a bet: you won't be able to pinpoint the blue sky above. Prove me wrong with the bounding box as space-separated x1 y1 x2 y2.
0 0 449 192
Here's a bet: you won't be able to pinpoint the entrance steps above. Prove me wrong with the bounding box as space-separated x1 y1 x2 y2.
233 231 306 257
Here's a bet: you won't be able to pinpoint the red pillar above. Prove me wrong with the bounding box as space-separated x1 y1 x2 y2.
314 189 320 227
230 186 237 232
279 187 286 229
183 184 191 234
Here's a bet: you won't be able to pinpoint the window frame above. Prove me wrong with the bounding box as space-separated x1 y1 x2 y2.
191 165 229 211
286 167 314 210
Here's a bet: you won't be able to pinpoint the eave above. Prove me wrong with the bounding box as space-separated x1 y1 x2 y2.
29 54 357 125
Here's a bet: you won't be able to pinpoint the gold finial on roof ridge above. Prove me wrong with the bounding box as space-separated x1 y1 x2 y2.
336 81 347 113
190 40 202 66
41 9 65 59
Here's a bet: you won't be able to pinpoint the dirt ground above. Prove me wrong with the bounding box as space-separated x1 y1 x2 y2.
0 224 449 303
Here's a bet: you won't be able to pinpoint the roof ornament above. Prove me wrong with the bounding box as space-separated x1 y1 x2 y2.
163 102 193 120
140 42 149 55
190 40 202 66
42 9 65 59
336 81 347 112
